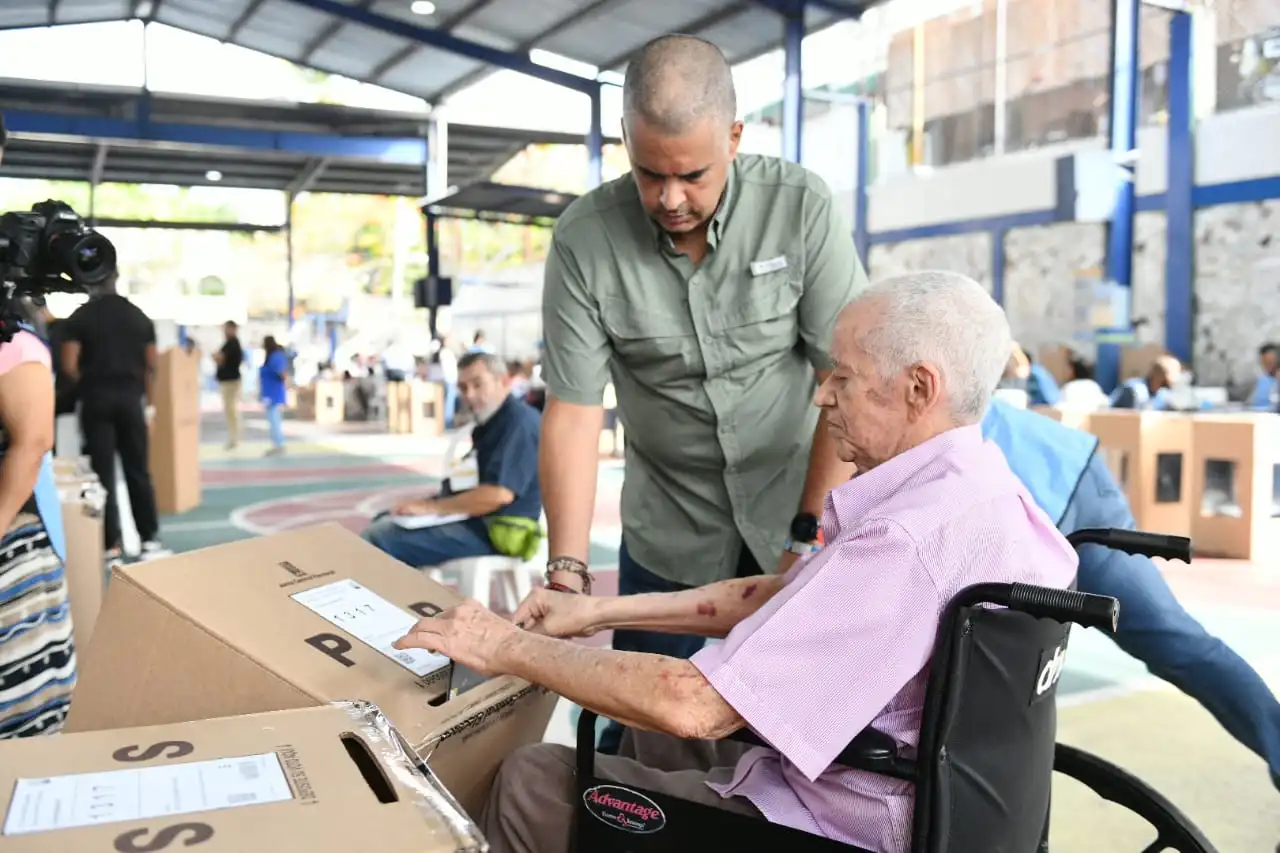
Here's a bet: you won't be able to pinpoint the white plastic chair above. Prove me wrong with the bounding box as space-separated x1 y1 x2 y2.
426 426 543 612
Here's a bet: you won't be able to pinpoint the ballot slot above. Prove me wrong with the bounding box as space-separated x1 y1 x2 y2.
1272 464 1280 518
339 733 399 805
1154 452 1183 504
1200 459 1241 518
1 753 293 836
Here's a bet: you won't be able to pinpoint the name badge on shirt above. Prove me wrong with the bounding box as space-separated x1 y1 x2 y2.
749 256 788 276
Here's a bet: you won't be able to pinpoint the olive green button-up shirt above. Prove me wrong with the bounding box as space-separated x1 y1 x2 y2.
541 154 868 586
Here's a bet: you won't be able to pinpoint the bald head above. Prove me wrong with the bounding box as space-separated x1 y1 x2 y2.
623 34 737 135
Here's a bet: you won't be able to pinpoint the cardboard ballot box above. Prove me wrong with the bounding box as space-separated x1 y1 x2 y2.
149 348 202 515
56 469 108 656
296 380 344 425
1087 410 1195 536
388 381 445 436
0 703 484 852
1189 413 1280 560
67 524 557 819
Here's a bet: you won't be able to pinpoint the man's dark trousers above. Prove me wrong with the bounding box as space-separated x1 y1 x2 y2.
597 538 763 755
80 390 160 550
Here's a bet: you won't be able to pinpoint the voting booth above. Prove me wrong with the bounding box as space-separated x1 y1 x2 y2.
296 380 345 425
1189 413 1280 560
149 348 202 515
387 381 445 436
54 458 108 657
1086 411 1194 536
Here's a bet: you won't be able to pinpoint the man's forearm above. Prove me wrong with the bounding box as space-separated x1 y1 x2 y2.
797 408 855 517
590 575 785 639
430 486 510 518
540 397 603 567
497 632 737 739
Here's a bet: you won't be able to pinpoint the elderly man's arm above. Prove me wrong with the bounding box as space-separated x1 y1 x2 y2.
498 634 744 740
793 186 867 530
587 574 786 639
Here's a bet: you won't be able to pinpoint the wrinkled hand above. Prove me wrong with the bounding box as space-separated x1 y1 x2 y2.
392 600 517 677
511 588 601 639
394 498 436 517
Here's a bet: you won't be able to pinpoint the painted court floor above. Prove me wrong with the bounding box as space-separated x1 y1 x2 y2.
157 408 1280 851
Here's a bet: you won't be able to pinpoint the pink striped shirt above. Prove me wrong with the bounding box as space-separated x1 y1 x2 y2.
690 424 1077 852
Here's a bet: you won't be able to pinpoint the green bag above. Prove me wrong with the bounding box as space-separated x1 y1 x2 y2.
487 515 544 561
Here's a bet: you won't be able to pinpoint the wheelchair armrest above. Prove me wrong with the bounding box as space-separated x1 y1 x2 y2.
730 726 916 782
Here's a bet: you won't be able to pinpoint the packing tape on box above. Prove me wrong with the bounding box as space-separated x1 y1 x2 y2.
331 700 485 852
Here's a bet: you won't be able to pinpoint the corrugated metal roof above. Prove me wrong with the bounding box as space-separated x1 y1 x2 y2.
0 81 618 194
2 0 869 106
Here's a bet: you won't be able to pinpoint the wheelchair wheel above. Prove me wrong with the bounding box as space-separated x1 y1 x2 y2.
1053 743 1218 852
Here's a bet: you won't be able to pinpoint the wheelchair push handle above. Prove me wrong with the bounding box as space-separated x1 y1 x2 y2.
1007 583 1119 633
1065 528 1192 563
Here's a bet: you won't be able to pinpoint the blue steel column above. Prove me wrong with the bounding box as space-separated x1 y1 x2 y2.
587 83 604 188
1096 0 1141 392
853 99 870 265
1164 11 1194 366
782 1 804 163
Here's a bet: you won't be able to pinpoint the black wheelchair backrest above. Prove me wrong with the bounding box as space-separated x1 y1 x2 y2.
913 601 1071 853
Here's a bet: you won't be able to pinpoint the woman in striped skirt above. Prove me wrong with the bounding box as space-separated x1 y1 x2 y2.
0 324 77 738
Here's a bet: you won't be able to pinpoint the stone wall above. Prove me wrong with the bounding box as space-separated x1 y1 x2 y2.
868 233 993 292
1002 223 1105 355
867 202 1280 391
1193 201 1280 388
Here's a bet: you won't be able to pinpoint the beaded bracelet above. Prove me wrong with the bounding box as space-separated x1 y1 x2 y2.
544 555 593 596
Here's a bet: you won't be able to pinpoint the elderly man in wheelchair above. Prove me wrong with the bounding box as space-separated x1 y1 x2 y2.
395 272 1212 853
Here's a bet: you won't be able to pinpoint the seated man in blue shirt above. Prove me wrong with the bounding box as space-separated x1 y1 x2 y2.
362 352 542 568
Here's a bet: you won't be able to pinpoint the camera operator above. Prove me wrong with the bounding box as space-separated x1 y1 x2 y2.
61 271 166 564
0 114 79 738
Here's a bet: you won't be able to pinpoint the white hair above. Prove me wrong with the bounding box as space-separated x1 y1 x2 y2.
853 271 1012 424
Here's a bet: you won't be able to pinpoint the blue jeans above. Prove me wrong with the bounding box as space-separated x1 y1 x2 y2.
361 514 494 567
597 538 763 754
265 402 285 448
1065 454 1280 785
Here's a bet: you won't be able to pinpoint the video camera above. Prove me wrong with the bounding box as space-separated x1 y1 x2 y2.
0 200 116 342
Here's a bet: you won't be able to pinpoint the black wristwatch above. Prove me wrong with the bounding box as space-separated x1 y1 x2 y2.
789 512 819 544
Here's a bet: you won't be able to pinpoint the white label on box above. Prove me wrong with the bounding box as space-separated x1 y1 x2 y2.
2 753 292 836
291 578 450 678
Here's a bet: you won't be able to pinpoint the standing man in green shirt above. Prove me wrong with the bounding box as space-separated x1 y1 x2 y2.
536 34 867 750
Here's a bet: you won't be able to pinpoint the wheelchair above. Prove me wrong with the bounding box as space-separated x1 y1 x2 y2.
574 528 1218 853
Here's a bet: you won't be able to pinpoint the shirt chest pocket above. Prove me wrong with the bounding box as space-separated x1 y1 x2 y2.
600 298 700 384
714 269 804 370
